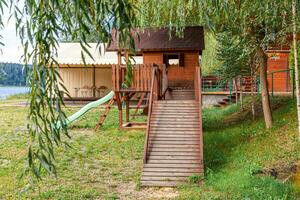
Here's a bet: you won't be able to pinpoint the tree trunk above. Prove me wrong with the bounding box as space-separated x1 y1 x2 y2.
292 0 300 140
239 76 244 110
257 46 273 128
251 64 256 120
233 78 238 104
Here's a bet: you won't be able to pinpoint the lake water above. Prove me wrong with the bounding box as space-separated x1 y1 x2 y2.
0 86 29 99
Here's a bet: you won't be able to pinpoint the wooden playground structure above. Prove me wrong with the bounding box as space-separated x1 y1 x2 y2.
103 26 205 186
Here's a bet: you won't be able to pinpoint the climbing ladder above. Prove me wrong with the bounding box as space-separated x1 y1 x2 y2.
132 93 149 118
141 67 203 187
95 98 115 130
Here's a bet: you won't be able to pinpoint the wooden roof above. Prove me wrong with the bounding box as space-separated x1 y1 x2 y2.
107 26 205 52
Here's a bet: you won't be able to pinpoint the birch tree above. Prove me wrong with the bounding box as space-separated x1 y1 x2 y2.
292 0 300 140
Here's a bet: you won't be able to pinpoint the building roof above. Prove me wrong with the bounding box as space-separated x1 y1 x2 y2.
55 43 143 66
106 26 205 52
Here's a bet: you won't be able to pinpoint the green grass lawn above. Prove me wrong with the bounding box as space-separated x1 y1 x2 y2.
0 96 300 199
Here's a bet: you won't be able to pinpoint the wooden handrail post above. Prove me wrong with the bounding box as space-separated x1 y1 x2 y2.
143 68 157 164
194 66 203 163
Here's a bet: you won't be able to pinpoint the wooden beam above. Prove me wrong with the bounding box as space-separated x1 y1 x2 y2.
115 92 123 128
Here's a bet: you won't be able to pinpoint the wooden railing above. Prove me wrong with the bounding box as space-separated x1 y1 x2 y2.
194 67 203 162
112 64 157 92
143 66 160 164
194 67 201 102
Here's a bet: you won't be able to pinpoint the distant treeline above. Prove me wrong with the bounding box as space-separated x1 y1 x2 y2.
0 63 30 86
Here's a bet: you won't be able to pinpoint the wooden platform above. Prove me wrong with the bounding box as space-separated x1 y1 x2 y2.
141 89 203 187
165 89 195 100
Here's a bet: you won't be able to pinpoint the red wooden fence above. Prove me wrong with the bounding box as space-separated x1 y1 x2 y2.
113 64 164 92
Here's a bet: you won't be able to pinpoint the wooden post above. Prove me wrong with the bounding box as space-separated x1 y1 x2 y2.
125 51 129 64
233 78 238 104
239 76 243 110
125 95 130 123
115 92 123 128
93 65 96 98
119 107 123 128
118 52 122 65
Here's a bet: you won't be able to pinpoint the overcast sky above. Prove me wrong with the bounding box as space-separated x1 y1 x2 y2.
0 6 23 63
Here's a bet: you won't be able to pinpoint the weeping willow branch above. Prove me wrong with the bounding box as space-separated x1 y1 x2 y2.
13 0 137 179
0 0 7 46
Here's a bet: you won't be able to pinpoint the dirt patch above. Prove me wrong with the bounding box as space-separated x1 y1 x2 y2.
253 163 298 183
117 182 179 200
224 97 289 125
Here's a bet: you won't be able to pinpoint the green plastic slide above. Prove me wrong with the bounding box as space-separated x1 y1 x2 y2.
57 91 115 129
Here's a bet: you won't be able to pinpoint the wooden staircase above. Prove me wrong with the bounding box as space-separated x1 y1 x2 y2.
141 99 203 186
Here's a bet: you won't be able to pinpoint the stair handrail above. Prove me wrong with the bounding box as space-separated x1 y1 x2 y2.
194 67 201 102
194 66 203 162
143 67 158 164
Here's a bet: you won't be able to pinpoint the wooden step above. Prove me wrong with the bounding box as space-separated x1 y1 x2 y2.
153 100 196 104
150 118 199 122
147 152 200 156
147 159 201 164
149 134 200 141
149 132 200 135
150 115 199 119
153 109 198 112
147 146 200 151
153 107 199 110
150 124 199 130
148 144 200 148
150 127 200 131
147 155 201 160
149 134 200 138
148 140 200 145
142 167 203 173
144 163 202 168
142 171 201 177
151 113 199 116
153 104 198 107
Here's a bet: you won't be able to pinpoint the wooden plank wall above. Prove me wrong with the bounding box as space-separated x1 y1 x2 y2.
58 68 112 97
267 52 291 92
143 51 199 88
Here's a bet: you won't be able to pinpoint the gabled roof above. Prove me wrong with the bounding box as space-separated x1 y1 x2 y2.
106 26 205 52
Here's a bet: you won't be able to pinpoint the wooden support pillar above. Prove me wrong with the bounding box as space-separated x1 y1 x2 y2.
115 92 123 128
125 95 130 123
118 51 122 65
93 65 96 98
125 51 129 65
119 107 123 128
